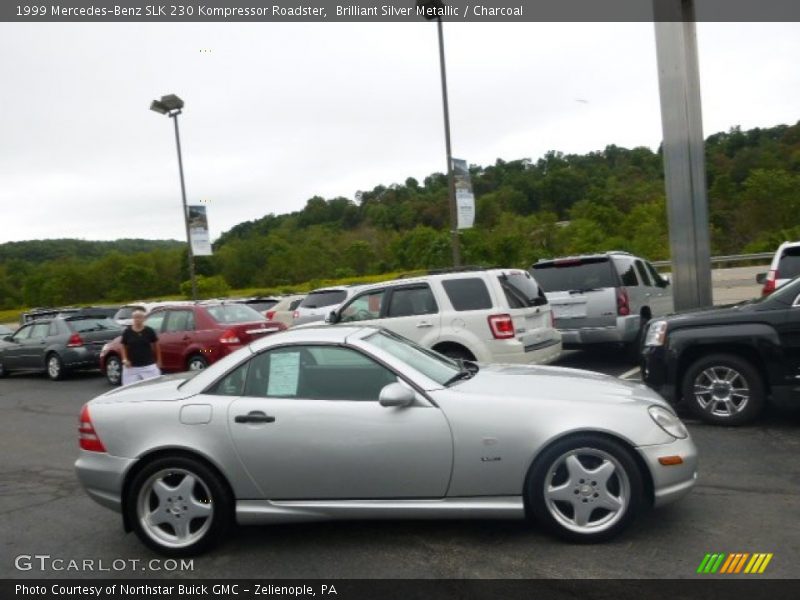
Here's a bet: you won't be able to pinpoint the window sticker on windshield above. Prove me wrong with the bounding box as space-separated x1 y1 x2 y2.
268 352 300 397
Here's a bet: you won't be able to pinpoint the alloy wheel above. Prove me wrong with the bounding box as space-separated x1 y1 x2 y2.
693 366 749 418
106 357 121 385
47 356 61 379
543 447 630 534
137 468 214 549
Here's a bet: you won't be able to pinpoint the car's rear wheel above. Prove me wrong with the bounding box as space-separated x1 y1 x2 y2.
46 353 65 381
527 434 643 543
105 355 122 386
187 355 208 371
683 353 765 426
126 456 233 557
435 345 475 362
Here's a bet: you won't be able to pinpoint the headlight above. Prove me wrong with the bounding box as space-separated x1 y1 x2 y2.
648 405 689 439
644 320 668 346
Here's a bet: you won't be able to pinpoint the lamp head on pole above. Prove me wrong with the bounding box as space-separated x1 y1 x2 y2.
150 94 184 116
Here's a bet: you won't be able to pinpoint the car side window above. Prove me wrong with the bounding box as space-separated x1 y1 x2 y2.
164 310 195 332
339 290 386 323
208 360 249 396
12 325 33 341
442 278 493 311
30 322 51 339
289 299 303 311
243 345 397 401
645 262 669 288
617 262 639 287
145 312 166 332
635 260 652 286
387 285 438 318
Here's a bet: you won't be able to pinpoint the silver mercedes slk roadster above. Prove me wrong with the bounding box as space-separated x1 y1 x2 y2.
75 326 697 556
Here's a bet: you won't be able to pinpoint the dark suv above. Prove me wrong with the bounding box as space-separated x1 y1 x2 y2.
641 276 800 425
0 311 123 380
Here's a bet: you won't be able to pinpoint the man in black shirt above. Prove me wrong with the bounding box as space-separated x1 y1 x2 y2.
120 310 162 385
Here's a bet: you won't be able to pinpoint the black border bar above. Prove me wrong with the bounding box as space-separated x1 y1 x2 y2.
3 1 800 22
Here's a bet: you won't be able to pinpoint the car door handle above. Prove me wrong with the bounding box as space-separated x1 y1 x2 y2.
234 411 276 424
416 321 433 328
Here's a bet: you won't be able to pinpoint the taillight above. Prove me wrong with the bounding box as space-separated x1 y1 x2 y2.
266 310 276 320
617 288 630 316
488 314 515 339
79 405 106 452
66 333 84 348
762 270 777 296
219 329 241 344
292 310 299 320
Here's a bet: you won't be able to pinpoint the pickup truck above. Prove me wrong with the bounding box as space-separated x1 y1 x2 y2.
641 275 800 425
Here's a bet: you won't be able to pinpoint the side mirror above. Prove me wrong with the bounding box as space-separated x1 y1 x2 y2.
755 272 767 285
661 273 671 285
379 382 415 408
2 335 12 342
325 310 340 324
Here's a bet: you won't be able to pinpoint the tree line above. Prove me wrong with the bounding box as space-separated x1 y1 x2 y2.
1 121 798 310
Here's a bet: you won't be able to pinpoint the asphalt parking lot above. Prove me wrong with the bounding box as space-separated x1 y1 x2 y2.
1 347 798 579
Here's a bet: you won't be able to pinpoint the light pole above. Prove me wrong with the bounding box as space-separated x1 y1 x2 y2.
418 0 461 267
150 94 198 300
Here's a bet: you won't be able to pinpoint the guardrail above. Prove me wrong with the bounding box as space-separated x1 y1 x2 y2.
651 252 773 268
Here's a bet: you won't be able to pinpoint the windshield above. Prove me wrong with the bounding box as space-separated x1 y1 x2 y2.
764 274 800 305
778 247 800 280
500 271 546 307
300 290 347 309
365 329 461 386
66 317 121 332
205 304 266 324
244 300 279 312
532 258 618 292
114 306 143 320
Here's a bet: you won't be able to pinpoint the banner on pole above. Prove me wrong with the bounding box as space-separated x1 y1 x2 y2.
452 158 475 229
187 205 213 256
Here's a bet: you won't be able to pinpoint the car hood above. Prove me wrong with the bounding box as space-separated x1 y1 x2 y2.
660 300 767 327
93 372 197 403
449 363 669 408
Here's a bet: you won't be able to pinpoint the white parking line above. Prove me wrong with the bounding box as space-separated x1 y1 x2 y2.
619 367 641 380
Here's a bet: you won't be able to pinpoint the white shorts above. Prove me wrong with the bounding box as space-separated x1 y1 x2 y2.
122 363 162 386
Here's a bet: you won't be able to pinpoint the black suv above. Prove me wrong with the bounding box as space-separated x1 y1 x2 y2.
641 276 800 425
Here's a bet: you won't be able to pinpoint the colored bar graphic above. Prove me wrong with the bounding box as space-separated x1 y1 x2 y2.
719 554 736 573
734 553 749 573
697 552 772 574
758 554 773 573
697 554 712 573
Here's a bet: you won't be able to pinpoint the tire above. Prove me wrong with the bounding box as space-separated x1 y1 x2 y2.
682 353 765 426
527 434 644 543
0 358 7 378
46 353 65 381
105 355 122 386
187 354 208 371
125 456 233 557
625 321 646 363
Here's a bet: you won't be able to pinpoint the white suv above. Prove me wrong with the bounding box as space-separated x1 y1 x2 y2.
326 268 562 365
758 241 800 296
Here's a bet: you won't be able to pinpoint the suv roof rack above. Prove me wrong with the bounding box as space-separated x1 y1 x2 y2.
426 265 496 276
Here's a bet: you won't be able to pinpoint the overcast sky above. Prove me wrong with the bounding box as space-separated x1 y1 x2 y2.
0 22 798 244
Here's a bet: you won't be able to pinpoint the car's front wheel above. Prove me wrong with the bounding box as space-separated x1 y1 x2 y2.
105 355 122 386
682 353 765 426
126 456 233 557
527 434 644 543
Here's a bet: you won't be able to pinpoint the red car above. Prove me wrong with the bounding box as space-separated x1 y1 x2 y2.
100 302 286 385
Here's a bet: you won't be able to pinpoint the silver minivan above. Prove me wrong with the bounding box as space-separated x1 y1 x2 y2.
531 251 673 349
